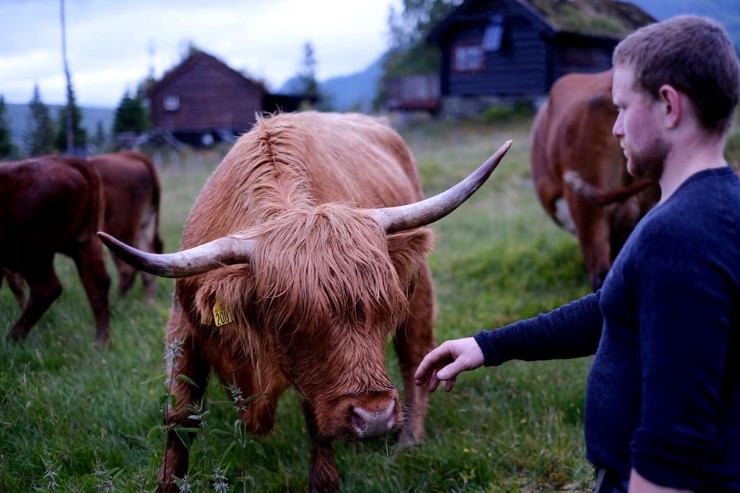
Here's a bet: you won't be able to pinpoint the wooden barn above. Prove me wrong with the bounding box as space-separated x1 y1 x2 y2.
425 0 655 116
146 50 307 147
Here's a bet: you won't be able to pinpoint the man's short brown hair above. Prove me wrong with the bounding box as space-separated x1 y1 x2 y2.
613 15 740 134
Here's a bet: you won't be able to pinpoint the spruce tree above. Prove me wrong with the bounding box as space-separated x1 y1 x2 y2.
297 41 330 110
0 95 17 159
24 85 56 157
55 85 87 153
90 120 107 152
113 90 150 136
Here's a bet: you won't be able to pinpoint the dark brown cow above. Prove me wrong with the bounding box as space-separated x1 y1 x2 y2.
99 112 511 492
89 151 164 302
2 151 164 306
530 69 660 289
0 155 111 344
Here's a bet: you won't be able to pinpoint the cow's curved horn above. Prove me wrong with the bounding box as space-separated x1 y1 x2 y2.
372 140 512 233
97 232 256 278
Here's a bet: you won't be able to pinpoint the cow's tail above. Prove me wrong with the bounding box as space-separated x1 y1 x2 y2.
123 150 164 254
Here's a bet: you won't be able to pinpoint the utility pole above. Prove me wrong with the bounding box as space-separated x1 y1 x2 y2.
61 0 73 154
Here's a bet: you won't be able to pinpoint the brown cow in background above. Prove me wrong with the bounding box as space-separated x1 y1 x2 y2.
99 111 512 492
530 69 659 289
89 151 164 302
3 151 164 305
0 155 111 344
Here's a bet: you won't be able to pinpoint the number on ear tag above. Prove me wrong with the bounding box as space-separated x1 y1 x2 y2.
213 300 234 327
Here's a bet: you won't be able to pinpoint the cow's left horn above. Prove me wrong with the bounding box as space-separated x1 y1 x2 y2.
371 140 512 233
97 232 256 278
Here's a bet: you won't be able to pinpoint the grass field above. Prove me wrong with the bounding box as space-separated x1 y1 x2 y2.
0 113 596 492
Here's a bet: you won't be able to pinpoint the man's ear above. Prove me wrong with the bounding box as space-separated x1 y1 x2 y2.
659 84 682 129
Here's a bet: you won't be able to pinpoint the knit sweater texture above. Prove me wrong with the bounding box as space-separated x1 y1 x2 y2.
474 167 740 491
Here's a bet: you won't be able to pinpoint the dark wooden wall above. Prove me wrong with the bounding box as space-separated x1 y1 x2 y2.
148 55 263 135
437 0 616 100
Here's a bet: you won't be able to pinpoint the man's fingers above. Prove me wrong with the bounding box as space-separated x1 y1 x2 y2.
415 346 453 385
437 358 466 382
427 373 441 392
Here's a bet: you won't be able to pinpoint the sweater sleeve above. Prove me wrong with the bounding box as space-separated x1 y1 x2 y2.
473 292 603 367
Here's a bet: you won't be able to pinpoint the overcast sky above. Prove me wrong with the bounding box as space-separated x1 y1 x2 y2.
0 0 402 108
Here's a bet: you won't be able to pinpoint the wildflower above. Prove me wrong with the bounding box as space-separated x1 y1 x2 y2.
211 468 229 492
227 383 246 413
164 338 185 386
174 474 192 493
188 401 210 429
165 339 185 369
93 458 114 492
41 464 58 491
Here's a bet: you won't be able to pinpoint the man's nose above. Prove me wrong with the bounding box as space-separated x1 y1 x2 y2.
612 115 623 137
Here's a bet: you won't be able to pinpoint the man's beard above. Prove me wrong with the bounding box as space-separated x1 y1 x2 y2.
626 138 669 182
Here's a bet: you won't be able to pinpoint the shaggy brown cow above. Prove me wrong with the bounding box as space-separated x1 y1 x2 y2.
99 112 511 492
530 69 659 289
0 155 111 344
89 151 164 302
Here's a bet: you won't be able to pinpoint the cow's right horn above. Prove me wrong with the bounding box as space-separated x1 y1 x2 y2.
371 140 512 233
97 232 256 278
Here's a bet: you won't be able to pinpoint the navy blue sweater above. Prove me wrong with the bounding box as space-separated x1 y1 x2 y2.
474 167 740 491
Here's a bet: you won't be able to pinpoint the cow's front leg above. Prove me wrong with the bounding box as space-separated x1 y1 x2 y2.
302 400 340 493
157 307 210 493
395 265 435 446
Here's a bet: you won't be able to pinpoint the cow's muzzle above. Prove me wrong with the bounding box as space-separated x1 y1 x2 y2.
350 399 397 437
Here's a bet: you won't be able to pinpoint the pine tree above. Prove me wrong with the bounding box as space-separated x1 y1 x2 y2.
54 85 87 153
297 41 330 110
90 120 107 152
24 85 56 157
299 42 319 98
0 95 17 159
113 90 150 136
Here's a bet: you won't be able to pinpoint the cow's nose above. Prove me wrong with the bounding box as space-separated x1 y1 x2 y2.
350 400 396 437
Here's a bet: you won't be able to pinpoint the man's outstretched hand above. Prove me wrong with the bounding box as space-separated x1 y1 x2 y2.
414 337 485 392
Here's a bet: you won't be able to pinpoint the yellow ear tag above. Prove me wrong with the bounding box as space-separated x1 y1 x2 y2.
212 299 234 327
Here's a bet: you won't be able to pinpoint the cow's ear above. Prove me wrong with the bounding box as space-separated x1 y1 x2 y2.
194 265 256 326
386 228 435 287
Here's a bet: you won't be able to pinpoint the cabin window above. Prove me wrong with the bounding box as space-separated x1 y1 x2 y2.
453 44 484 72
483 15 505 51
163 94 180 111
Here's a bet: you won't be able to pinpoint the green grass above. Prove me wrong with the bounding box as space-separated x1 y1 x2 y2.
0 114 595 492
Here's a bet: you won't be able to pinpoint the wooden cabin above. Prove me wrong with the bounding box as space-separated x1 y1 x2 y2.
425 0 655 116
147 50 313 147
146 51 265 146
